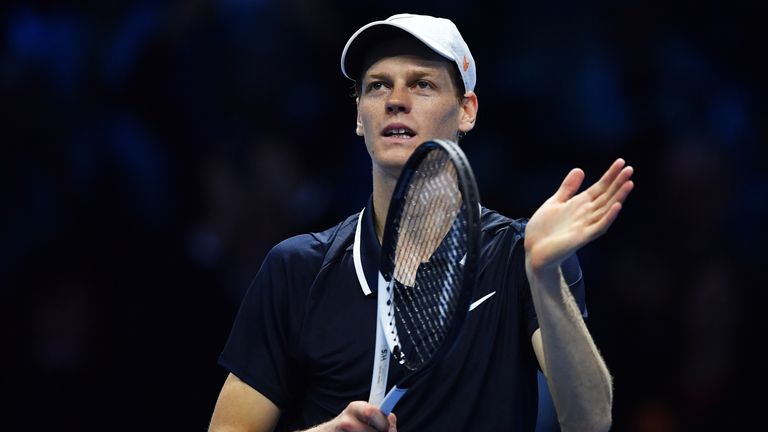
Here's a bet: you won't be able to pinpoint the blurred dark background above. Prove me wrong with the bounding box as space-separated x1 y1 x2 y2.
2 0 766 430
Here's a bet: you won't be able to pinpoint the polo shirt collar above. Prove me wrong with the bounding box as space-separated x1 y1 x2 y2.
352 198 481 296
352 196 380 296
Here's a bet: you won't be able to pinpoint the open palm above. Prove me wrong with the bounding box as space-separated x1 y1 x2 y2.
524 159 634 272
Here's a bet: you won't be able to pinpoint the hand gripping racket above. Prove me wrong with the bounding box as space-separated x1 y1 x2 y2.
376 139 481 414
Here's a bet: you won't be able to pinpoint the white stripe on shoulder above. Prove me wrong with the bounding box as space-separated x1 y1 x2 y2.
353 208 372 295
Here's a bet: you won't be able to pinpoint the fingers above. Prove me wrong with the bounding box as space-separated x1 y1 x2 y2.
388 413 397 432
588 159 634 209
586 158 628 199
613 173 634 205
577 159 634 241
556 158 634 207
340 401 391 432
606 165 634 204
588 171 634 222
597 158 627 190
588 179 634 238
600 165 634 211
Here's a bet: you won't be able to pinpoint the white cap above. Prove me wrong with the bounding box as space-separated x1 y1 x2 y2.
341 13 476 93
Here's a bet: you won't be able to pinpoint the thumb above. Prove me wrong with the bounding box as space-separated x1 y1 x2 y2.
553 168 585 202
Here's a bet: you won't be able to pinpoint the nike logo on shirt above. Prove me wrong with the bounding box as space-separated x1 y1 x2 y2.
469 291 496 311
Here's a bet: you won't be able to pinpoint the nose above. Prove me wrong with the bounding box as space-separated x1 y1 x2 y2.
386 84 411 114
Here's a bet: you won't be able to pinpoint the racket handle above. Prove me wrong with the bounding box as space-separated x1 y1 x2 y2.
379 385 408 415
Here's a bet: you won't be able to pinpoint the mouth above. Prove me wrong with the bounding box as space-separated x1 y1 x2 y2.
381 124 417 140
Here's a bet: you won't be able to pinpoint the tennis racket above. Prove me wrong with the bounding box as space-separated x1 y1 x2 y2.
376 139 481 415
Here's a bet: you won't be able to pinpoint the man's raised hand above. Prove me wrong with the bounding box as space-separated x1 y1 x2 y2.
524 158 634 272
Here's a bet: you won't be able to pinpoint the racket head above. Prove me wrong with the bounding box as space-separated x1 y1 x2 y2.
378 139 481 381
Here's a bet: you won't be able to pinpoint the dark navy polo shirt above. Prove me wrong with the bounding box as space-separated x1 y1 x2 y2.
218 198 586 432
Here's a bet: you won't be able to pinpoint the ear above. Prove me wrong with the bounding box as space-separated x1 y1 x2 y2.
458 91 478 133
355 98 365 136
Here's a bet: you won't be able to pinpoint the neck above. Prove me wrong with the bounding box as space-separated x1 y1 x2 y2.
372 165 399 243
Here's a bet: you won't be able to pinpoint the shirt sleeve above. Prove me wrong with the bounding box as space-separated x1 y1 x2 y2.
561 252 587 318
217 239 312 409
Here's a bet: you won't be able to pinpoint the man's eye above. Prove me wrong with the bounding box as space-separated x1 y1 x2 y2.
367 82 385 91
415 80 433 89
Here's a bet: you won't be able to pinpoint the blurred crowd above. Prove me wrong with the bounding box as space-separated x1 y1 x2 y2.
2 1 765 430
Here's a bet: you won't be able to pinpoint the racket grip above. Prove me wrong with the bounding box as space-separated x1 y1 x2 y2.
379 385 408 415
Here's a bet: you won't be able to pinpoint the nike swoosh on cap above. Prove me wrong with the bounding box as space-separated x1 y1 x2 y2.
469 291 496 311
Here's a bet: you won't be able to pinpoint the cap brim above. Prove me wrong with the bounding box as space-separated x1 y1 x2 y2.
342 23 418 81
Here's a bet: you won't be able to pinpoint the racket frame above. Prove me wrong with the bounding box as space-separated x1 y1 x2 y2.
376 139 481 409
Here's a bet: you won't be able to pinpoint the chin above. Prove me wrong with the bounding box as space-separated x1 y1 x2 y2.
373 155 411 179
381 147 417 165
367 138 421 175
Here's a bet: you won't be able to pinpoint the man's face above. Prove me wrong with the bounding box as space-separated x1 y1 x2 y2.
355 49 476 179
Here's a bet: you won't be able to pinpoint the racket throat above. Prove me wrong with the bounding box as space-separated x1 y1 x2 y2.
379 385 409 415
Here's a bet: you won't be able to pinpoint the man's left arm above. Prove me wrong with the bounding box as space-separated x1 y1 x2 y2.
523 158 634 432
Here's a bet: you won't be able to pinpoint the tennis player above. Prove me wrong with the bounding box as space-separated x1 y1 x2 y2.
209 13 633 432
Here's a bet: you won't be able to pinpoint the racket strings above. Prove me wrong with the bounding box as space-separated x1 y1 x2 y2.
392 155 448 366
388 149 469 370
395 220 467 369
